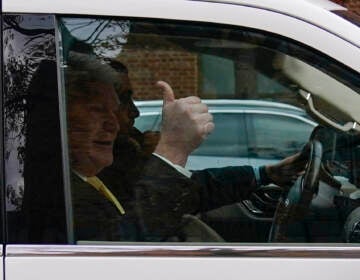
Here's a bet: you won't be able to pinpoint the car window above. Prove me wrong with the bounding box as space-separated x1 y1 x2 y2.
3 15 67 244
248 113 316 159
5 15 359 246
58 17 360 245
192 113 248 157
135 114 161 132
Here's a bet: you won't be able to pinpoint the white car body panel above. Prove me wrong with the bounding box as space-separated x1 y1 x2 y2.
5 245 360 280
3 0 360 72
2 1 360 280
6 255 360 280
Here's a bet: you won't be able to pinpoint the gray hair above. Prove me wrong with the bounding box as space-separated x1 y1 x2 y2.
65 51 120 96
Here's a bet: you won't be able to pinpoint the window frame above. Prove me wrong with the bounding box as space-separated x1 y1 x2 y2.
55 14 358 249
1 10 359 262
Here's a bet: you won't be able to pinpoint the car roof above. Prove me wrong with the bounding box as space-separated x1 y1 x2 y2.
198 0 346 11
3 0 347 13
2 0 355 33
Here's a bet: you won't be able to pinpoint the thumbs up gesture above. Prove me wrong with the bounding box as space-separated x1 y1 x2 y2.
154 81 214 167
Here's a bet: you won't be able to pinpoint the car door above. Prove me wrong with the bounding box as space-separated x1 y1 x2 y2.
3 1 360 280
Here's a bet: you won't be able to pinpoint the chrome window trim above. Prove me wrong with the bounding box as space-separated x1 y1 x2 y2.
138 112 162 116
6 244 360 258
55 17 74 244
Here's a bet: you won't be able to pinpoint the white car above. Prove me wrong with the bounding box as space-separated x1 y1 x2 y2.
2 0 360 280
135 99 317 169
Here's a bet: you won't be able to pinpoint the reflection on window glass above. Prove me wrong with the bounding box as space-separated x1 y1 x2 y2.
192 113 247 157
200 54 235 98
250 114 315 159
4 15 66 244
60 17 360 245
135 114 161 132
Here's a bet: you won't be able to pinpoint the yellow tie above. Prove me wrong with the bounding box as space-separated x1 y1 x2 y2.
86 176 125 215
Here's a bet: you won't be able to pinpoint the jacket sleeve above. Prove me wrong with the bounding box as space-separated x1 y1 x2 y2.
191 166 258 211
135 155 257 241
134 155 201 241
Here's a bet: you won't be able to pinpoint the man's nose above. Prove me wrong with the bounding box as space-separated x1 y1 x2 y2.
104 110 120 133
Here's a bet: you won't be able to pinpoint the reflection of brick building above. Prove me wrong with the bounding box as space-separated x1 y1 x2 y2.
119 49 198 100
120 0 359 101
332 0 360 14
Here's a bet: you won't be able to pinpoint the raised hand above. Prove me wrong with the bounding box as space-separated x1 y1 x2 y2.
154 81 214 167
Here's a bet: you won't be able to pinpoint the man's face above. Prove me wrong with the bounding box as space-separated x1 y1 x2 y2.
68 82 120 176
115 72 139 135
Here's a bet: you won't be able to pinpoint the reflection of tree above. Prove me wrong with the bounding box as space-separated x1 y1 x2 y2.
6 184 24 211
62 18 130 58
4 15 55 161
4 16 129 209
4 15 56 209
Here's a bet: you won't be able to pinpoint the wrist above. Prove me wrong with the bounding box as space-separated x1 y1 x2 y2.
260 165 272 185
154 142 188 167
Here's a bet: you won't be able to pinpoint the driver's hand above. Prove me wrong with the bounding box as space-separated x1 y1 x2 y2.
265 144 309 187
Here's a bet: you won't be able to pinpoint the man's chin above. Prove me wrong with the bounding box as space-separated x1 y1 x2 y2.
88 151 113 168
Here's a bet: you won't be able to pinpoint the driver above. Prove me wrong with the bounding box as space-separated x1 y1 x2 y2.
93 58 308 241
135 83 308 241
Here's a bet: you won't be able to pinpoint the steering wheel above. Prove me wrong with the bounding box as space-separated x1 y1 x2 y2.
268 139 323 242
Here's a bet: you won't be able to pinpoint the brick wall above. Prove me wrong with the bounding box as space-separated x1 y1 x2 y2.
120 1 358 101
332 0 360 14
345 0 360 14
119 49 198 100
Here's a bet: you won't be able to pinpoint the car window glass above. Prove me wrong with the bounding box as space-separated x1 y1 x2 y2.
248 113 315 159
192 113 247 157
135 114 161 132
58 17 360 244
3 15 67 244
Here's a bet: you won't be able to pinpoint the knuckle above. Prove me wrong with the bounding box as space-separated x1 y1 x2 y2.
193 96 201 103
202 104 209 112
196 125 204 135
176 101 187 112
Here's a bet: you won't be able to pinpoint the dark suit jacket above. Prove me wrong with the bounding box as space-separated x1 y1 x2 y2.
71 174 142 242
83 130 258 242
133 155 257 241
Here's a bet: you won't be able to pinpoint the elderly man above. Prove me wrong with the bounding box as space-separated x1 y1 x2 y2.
66 52 142 241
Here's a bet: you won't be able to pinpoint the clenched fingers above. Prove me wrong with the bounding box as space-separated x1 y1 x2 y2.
180 96 201 104
189 102 209 114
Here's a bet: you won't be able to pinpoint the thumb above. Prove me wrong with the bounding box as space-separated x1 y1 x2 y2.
156 80 175 105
